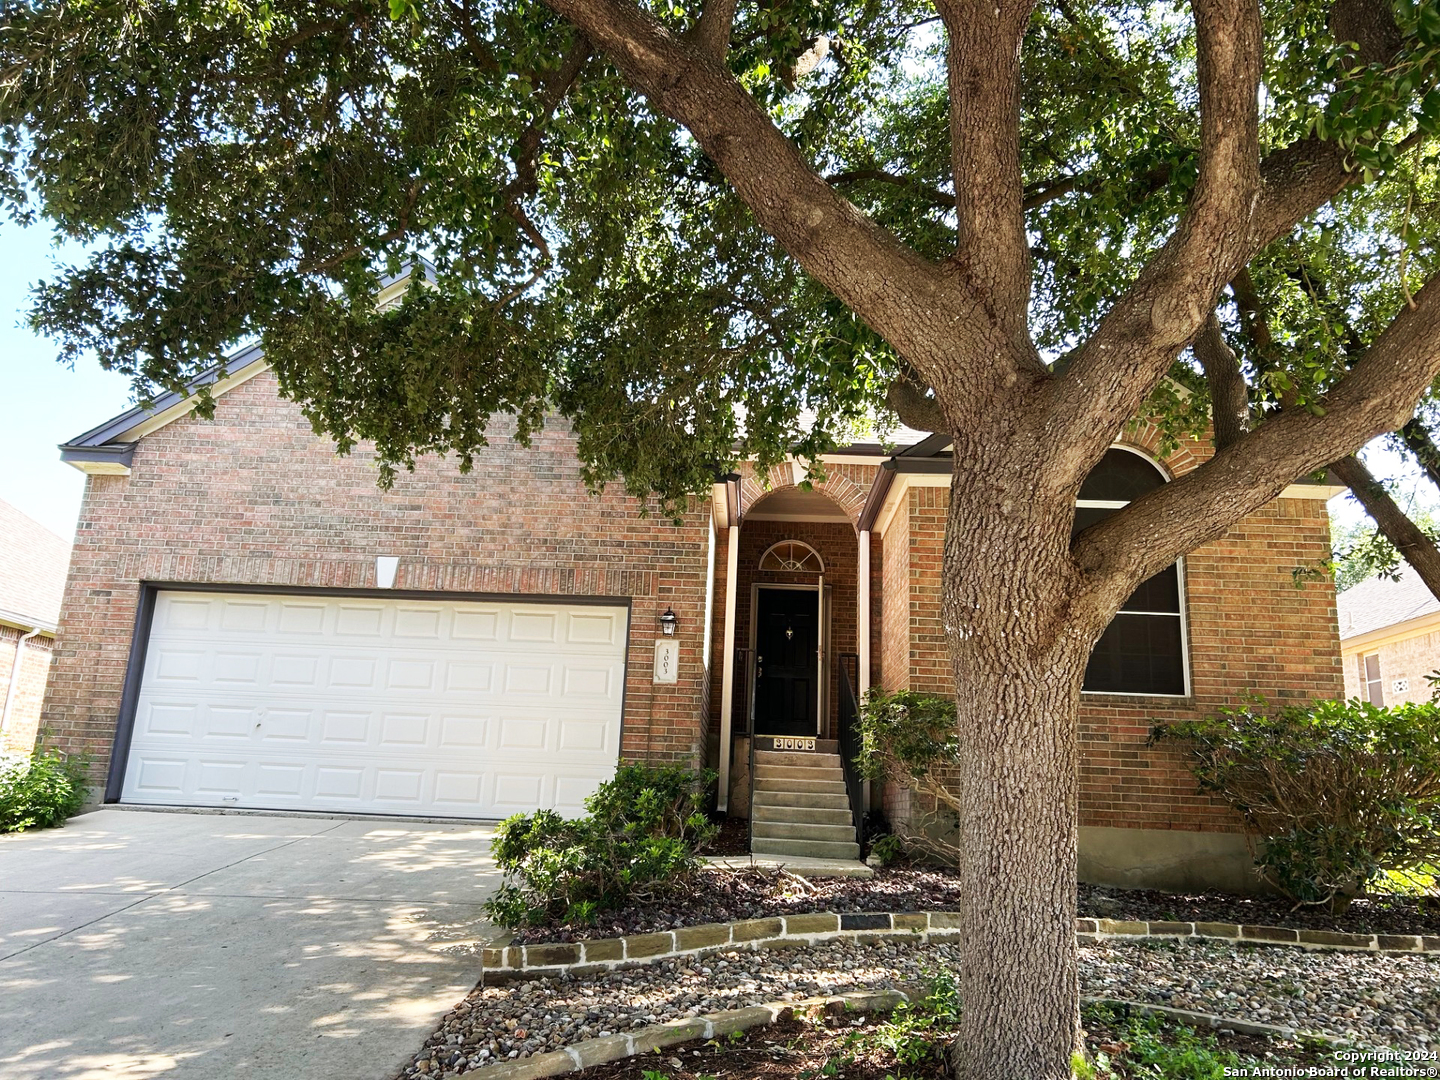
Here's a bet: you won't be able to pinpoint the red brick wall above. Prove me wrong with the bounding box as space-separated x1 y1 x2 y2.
0 629 56 755
880 496 911 692
880 436 1344 834
41 368 714 782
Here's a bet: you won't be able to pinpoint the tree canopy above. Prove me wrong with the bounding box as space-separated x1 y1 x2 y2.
8 0 1440 1076
4 0 1436 509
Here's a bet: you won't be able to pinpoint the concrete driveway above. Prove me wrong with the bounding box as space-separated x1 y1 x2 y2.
0 808 500 1080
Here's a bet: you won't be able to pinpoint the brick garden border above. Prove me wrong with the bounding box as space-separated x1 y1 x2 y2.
480 912 1440 984
426 988 912 1080
435 985 1345 1080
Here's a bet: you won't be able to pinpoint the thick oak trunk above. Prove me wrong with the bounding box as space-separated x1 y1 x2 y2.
940 463 1092 1080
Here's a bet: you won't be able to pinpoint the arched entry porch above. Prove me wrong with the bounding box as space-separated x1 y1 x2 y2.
710 478 873 838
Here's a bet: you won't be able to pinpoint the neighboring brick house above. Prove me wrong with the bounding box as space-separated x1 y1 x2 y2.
43 307 1346 893
0 499 71 755
1337 566 1440 706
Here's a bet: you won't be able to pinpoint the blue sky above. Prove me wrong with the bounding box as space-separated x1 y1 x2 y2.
0 218 133 540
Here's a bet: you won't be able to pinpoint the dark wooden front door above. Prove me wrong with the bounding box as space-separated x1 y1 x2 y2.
754 587 818 736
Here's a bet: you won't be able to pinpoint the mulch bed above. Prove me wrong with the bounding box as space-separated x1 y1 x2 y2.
706 816 751 857
504 862 1440 945
572 1006 1336 1080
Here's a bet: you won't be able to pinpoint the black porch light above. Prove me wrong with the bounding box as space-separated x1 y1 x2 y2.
658 607 679 636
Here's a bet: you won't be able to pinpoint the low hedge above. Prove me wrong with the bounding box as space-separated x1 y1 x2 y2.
0 748 90 833
1154 698 1440 908
483 762 718 928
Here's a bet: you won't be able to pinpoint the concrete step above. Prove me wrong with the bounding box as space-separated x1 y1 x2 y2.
753 750 845 769
750 836 861 860
751 803 854 826
751 778 848 796
752 790 852 811
752 820 857 843
753 763 844 783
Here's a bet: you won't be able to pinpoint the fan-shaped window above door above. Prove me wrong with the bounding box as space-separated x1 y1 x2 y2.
758 540 825 574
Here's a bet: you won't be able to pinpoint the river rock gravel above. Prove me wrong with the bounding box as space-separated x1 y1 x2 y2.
396 938 1440 1078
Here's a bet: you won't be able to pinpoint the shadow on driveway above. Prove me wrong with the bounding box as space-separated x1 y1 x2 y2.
0 808 500 1079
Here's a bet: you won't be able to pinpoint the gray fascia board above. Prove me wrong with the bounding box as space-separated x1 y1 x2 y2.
62 342 267 449
58 442 136 467
881 455 952 474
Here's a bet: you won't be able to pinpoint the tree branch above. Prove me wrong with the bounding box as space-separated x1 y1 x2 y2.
1398 417 1440 494
1071 272 1440 614
1193 314 1250 449
1331 453 1440 604
688 0 738 61
825 169 955 212
887 376 948 433
934 0 1036 345
536 0 1026 392
1050 0 1263 474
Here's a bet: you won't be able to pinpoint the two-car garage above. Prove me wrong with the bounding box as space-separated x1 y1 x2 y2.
114 589 630 819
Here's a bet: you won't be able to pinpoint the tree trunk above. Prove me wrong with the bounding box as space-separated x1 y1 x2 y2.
941 461 1094 1080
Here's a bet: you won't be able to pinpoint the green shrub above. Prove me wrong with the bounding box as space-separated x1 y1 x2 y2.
0 749 90 832
1154 698 1440 907
853 689 960 864
867 832 906 866
482 762 718 927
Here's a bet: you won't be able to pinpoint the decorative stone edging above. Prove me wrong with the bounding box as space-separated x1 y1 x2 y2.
427 985 1344 1080
1080 917 1440 955
449 988 913 1080
481 912 957 984
481 912 1440 984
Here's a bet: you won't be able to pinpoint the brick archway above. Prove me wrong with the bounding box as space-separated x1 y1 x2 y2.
736 461 866 532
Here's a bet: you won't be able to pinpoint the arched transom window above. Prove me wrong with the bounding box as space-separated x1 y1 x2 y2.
759 540 825 574
1076 447 1188 697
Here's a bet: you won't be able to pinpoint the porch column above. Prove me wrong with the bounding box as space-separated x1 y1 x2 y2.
716 524 741 812
857 529 871 700
858 528 871 814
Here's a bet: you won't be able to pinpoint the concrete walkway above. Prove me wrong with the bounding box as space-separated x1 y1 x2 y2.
0 808 499 1080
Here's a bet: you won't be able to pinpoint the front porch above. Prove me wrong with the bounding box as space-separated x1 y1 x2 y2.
707 479 877 859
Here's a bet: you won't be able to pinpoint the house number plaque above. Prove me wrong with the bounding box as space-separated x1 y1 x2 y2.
773 737 815 751
653 639 679 684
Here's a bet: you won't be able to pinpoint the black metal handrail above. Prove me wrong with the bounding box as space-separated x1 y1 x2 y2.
733 648 752 735
737 646 756 853
837 652 865 848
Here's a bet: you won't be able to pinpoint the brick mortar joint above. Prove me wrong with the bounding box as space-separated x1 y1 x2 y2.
482 912 1439 979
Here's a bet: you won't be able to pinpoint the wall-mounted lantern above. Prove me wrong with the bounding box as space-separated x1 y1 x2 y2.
658 607 679 636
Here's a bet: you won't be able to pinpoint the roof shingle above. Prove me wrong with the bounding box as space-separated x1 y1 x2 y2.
1336 564 1440 641
0 500 70 630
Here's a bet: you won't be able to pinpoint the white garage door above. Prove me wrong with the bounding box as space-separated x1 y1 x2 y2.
120 590 629 818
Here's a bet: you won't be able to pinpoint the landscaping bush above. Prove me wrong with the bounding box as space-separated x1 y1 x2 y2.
853 689 960 864
482 762 718 928
0 748 90 833
1154 698 1440 908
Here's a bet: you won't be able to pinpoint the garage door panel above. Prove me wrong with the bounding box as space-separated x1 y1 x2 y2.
121 592 629 819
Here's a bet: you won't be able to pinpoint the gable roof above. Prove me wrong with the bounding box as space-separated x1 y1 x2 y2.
1336 564 1440 641
59 266 430 474
0 499 71 632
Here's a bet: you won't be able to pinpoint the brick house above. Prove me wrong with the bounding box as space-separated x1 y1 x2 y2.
43 315 1346 892
0 499 70 756
1337 566 1440 706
